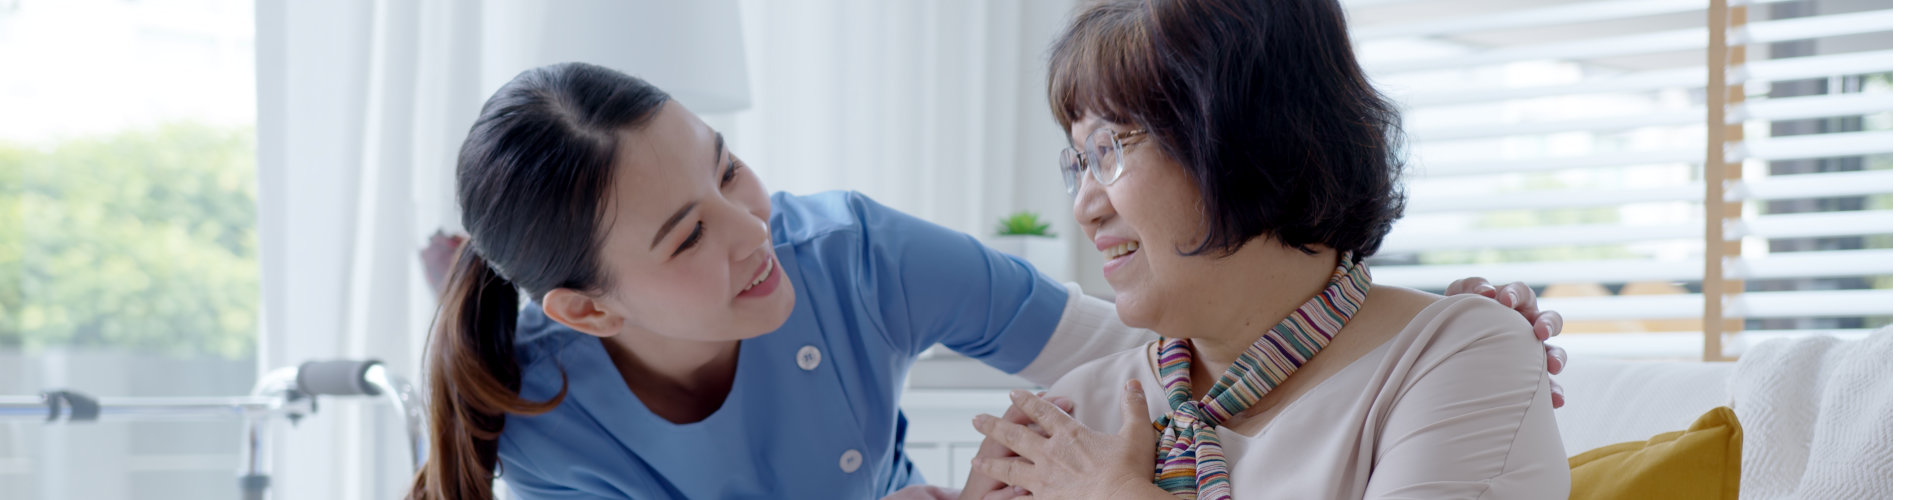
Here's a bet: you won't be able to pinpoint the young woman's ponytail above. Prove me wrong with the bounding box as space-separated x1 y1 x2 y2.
406 62 671 499
408 244 564 500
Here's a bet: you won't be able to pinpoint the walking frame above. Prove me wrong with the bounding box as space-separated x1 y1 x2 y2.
0 359 425 500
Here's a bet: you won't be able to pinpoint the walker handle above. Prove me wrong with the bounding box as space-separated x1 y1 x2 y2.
295 360 382 396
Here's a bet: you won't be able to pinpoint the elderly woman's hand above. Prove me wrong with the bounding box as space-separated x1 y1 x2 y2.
1447 277 1568 408
969 383 1171 500
882 485 961 500
957 393 1074 500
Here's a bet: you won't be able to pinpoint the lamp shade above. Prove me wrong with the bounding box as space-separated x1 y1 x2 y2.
481 0 752 113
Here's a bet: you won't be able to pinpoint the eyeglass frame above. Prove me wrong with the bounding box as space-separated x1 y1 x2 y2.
1059 128 1148 197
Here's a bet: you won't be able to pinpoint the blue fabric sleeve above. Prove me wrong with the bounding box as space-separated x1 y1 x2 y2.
841 192 1069 374
499 440 624 500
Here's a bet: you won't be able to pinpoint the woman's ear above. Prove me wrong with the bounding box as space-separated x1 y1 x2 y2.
541 288 625 337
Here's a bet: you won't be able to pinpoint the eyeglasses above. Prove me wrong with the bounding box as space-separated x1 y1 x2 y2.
1058 128 1147 197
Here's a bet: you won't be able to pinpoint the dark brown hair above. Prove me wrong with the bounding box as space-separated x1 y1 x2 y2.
1048 0 1406 259
408 62 670 499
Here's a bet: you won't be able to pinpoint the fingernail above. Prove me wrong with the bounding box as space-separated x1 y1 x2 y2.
973 414 988 427
1475 283 1495 292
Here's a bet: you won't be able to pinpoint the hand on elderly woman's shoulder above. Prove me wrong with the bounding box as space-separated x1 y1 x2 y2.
1447 277 1569 408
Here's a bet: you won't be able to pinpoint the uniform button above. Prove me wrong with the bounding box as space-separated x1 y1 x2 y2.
797 345 823 371
839 449 863 473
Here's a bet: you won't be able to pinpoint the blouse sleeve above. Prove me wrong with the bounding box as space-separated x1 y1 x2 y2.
1013 283 1159 387
1363 300 1571 499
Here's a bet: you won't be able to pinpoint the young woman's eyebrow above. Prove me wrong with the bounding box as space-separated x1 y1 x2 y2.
652 201 697 250
650 130 730 251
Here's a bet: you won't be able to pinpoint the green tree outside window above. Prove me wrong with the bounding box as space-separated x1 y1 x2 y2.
1 122 258 359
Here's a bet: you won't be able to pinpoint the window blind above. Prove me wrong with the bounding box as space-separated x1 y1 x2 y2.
1352 0 1894 360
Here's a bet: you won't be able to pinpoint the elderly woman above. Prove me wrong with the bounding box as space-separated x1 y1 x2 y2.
961 0 1571 498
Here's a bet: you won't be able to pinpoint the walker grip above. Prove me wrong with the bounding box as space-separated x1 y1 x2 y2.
295 360 382 396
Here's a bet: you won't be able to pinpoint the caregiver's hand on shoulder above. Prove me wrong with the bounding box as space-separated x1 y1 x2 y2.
1446 277 1569 408
969 383 1170 500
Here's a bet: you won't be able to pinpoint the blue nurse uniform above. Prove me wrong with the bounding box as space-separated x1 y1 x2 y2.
498 190 1069 499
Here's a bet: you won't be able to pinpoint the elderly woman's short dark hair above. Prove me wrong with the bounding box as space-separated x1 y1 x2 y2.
1048 0 1407 260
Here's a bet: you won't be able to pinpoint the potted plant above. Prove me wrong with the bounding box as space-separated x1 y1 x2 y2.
985 211 1070 281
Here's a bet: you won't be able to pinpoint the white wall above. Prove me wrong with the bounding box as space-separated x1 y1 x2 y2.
705 0 1111 296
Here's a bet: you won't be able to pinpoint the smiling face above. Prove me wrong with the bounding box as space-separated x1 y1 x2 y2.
1046 0 1409 338
1068 115 1345 341
1066 116 1218 334
554 100 796 342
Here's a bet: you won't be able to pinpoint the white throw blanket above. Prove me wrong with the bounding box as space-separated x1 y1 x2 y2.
1730 325 1893 499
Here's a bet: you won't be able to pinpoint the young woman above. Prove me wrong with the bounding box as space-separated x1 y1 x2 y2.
406 62 1567 499
963 1 1569 498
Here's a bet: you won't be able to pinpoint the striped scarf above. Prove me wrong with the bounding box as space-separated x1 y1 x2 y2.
1150 252 1371 499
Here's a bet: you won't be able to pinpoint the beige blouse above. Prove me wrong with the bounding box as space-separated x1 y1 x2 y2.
1045 295 1570 499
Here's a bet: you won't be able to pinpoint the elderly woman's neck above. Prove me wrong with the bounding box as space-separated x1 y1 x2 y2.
1180 246 1340 394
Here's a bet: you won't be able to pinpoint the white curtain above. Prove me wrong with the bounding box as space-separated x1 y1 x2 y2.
253 0 1094 498
723 0 1085 245
255 0 475 497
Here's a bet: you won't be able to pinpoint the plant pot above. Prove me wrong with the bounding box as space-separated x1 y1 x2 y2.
984 235 1071 283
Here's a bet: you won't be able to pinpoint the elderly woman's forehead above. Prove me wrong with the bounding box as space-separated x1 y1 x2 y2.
1071 115 1123 134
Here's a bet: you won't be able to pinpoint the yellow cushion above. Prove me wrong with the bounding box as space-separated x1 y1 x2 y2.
1568 406 1742 500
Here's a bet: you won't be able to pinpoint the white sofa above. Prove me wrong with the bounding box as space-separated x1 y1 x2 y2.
1549 358 1736 455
